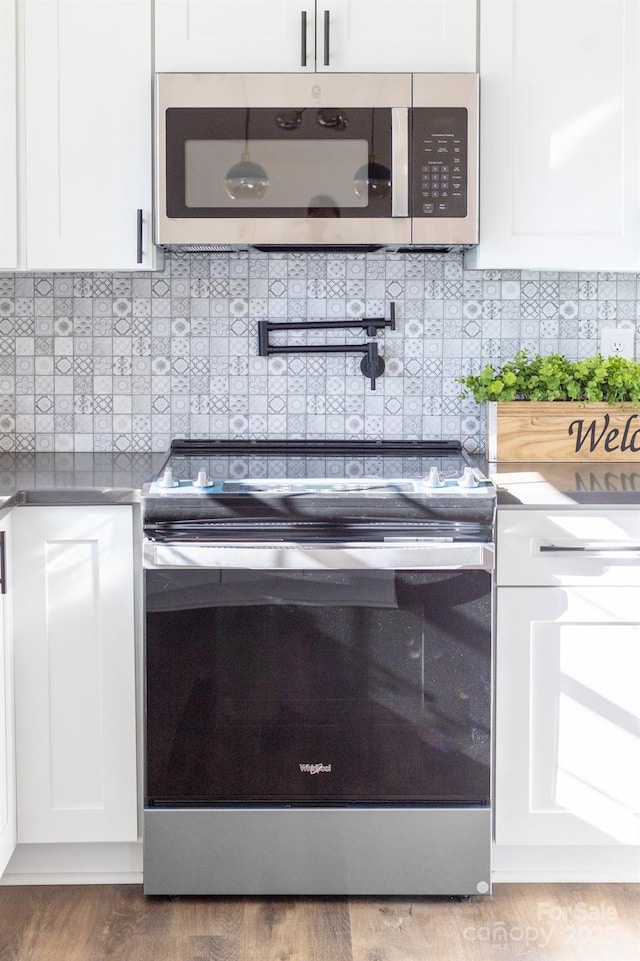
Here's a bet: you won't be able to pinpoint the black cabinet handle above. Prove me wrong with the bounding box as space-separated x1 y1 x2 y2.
0 530 6 595
300 10 307 66
540 543 640 554
136 208 143 264
323 9 330 66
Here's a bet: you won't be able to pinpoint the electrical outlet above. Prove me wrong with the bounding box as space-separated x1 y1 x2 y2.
600 327 635 360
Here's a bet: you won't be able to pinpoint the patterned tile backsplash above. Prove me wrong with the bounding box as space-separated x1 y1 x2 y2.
0 248 639 454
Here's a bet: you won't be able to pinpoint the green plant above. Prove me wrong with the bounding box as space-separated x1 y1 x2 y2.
458 350 640 405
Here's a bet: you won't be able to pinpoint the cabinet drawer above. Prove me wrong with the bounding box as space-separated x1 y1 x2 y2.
497 509 640 586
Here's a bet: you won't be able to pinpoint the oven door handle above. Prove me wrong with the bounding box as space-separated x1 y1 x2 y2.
144 540 494 571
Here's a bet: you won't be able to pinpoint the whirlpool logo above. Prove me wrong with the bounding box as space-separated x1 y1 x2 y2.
299 763 332 774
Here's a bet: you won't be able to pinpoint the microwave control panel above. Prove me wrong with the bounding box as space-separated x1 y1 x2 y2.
411 108 468 218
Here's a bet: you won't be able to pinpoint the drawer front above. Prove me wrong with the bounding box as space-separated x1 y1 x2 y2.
497 509 640 586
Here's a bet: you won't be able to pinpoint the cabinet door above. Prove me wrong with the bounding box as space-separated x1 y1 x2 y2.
0 0 17 269
155 0 476 73
320 0 476 72
0 518 15 877
12 507 137 844
23 0 157 270
496 586 640 847
155 0 316 72
469 0 640 270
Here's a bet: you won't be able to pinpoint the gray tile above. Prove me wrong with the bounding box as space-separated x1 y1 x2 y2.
0 249 639 454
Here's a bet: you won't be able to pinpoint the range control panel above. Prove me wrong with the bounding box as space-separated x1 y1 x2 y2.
411 107 468 218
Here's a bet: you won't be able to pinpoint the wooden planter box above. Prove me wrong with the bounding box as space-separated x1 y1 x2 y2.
486 401 640 462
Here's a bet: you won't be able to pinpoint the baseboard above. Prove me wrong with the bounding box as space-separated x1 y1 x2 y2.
0 842 143 886
1 872 143 886
492 843 640 883
2 840 638 887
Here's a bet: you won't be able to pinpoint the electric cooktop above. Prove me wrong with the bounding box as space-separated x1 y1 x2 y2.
145 438 493 497
141 439 497 541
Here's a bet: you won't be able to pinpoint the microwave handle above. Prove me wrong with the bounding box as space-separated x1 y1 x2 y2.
391 107 409 218
323 9 330 66
300 10 308 67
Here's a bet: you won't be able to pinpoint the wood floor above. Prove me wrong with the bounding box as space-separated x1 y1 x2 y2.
0 883 638 961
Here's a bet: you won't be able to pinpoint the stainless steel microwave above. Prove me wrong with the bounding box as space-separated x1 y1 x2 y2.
154 73 478 249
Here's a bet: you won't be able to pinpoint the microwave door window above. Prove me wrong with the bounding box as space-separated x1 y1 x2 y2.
165 107 394 219
185 140 369 211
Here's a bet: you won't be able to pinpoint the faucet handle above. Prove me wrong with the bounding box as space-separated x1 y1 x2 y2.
360 341 385 390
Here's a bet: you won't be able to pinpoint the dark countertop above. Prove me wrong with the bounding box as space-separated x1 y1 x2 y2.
0 451 166 508
490 461 640 507
0 450 638 510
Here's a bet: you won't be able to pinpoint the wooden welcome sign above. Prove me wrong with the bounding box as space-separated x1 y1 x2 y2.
486 401 640 462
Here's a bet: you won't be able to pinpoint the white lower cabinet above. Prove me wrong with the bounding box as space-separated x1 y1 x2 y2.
495 510 640 870
0 516 15 876
496 586 640 847
11 506 138 845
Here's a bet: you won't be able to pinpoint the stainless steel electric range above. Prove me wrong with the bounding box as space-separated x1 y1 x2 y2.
141 439 496 897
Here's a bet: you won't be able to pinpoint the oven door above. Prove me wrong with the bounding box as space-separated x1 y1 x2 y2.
154 72 411 246
144 545 492 809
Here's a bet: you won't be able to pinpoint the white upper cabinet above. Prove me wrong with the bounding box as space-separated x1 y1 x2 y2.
155 0 316 72
322 0 476 72
0 0 17 269
469 0 640 271
22 0 159 270
154 0 477 73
